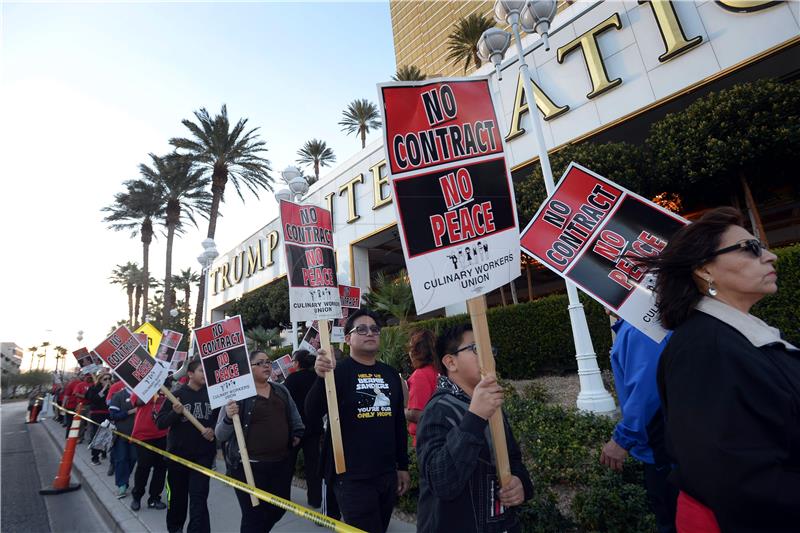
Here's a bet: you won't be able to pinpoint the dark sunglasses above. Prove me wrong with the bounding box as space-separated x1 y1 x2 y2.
348 325 382 336
454 343 497 357
704 239 766 261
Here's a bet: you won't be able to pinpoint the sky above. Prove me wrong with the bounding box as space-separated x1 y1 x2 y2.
0 1 398 372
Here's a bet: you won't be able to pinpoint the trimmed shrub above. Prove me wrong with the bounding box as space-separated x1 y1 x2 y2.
572 468 656 533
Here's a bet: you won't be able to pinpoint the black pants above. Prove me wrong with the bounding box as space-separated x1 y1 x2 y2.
644 463 678 533
291 433 322 508
334 471 397 533
64 413 74 437
321 478 340 520
132 436 167 502
232 458 293 533
166 454 214 533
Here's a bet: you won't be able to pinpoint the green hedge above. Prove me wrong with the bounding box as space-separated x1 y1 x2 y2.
379 244 800 379
752 244 799 345
379 292 612 379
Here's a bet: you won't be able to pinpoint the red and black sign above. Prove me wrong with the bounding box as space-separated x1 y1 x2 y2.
193 316 255 407
338 285 362 308
94 326 169 402
280 201 338 289
72 348 93 367
381 79 503 175
393 157 516 257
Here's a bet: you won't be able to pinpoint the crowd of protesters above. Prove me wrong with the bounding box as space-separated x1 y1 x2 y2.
43 207 798 533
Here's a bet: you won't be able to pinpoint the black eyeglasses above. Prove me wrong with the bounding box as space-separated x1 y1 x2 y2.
705 239 766 261
454 343 497 357
348 325 381 336
251 360 271 368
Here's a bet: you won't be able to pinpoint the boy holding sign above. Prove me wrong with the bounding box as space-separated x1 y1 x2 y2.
308 309 410 533
416 325 533 533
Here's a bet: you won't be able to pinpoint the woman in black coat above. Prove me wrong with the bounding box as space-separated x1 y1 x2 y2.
643 207 799 533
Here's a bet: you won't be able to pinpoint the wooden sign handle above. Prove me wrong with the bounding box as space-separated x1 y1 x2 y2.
160 386 207 434
466 296 512 486
318 319 346 474
232 413 259 506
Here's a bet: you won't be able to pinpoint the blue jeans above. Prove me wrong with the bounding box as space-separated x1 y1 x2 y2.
113 436 138 489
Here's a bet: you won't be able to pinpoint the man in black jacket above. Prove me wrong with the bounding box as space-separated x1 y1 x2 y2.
156 358 217 533
416 324 533 533
307 309 410 533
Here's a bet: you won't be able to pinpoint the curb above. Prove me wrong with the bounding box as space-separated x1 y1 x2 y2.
41 416 155 533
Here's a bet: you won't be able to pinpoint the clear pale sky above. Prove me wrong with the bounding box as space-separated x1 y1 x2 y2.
0 1 397 371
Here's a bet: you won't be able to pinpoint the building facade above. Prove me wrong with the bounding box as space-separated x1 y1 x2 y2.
1 342 23 375
206 0 800 322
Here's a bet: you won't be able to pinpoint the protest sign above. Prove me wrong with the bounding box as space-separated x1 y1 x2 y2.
378 77 520 314
94 326 170 403
276 354 296 379
170 350 187 373
193 316 256 410
72 348 93 368
299 327 321 355
269 361 284 383
134 322 163 356
280 200 343 323
520 163 687 342
90 351 103 366
155 330 183 365
338 285 362 309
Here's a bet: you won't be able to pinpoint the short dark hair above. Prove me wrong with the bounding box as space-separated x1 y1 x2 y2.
434 324 472 376
408 329 436 369
292 349 314 370
638 207 744 330
187 357 202 373
344 308 382 334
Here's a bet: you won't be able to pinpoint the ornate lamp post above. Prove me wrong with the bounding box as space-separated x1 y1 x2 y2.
479 0 616 414
196 238 219 327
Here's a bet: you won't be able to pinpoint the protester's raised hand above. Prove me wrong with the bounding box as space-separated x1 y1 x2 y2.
225 400 239 418
314 349 336 378
468 374 503 420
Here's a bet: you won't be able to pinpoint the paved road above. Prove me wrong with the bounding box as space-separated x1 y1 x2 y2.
1 400 108 532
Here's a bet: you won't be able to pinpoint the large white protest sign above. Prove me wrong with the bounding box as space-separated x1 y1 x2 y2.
94 326 170 403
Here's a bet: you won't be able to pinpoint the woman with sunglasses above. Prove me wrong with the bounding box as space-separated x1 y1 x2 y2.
216 350 304 533
86 371 112 465
642 207 799 533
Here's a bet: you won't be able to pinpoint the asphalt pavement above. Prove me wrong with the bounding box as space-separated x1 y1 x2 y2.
1 400 108 533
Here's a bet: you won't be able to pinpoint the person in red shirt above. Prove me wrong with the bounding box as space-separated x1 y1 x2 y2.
129 385 170 512
62 376 80 428
106 377 126 404
405 329 439 447
71 372 93 443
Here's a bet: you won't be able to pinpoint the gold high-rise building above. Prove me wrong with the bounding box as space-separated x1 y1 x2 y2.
390 1 571 78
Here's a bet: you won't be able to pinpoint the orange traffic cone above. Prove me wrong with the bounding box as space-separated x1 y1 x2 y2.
27 398 41 424
40 402 82 495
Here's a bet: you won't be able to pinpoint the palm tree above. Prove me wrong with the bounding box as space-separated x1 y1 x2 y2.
296 139 336 184
392 65 426 81
170 104 273 327
54 346 67 373
103 179 163 324
446 13 493 73
110 261 140 326
363 269 415 326
172 268 200 327
245 326 281 353
339 99 382 149
39 341 50 371
140 153 211 323
27 346 37 371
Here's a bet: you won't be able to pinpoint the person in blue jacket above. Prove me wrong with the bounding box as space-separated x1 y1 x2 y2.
600 317 677 533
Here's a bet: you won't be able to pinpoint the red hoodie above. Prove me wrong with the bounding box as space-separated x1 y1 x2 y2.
130 391 169 441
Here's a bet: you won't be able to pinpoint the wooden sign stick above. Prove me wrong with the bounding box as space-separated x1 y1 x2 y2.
232 413 259 506
466 295 512 486
318 319 346 474
159 386 206 434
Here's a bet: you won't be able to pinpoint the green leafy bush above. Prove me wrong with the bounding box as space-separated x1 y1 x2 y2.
572 468 656 533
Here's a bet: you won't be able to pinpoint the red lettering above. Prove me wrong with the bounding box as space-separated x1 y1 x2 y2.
609 269 633 290
217 352 230 367
615 257 644 282
439 172 460 209
430 215 446 247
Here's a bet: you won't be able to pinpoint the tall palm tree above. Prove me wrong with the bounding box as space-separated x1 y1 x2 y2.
392 65 426 81
39 341 50 371
245 326 281 353
27 346 37 371
446 13 493 73
296 139 336 184
103 179 163 324
170 104 273 327
110 261 139 326
339 99 382 149
172 268 200 327
140 153 211 323
54 346 67 373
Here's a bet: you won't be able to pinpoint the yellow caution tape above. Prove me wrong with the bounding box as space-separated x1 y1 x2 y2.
49 401 364 533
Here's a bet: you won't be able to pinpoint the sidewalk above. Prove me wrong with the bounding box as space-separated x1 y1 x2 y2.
40 414 416 532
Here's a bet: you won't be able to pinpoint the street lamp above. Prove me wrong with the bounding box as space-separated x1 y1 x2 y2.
197 238 219 327
479 0 616 414
277 166 310 350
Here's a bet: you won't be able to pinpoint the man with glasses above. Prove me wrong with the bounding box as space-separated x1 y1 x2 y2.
416 324 533 533
307 309 410 533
